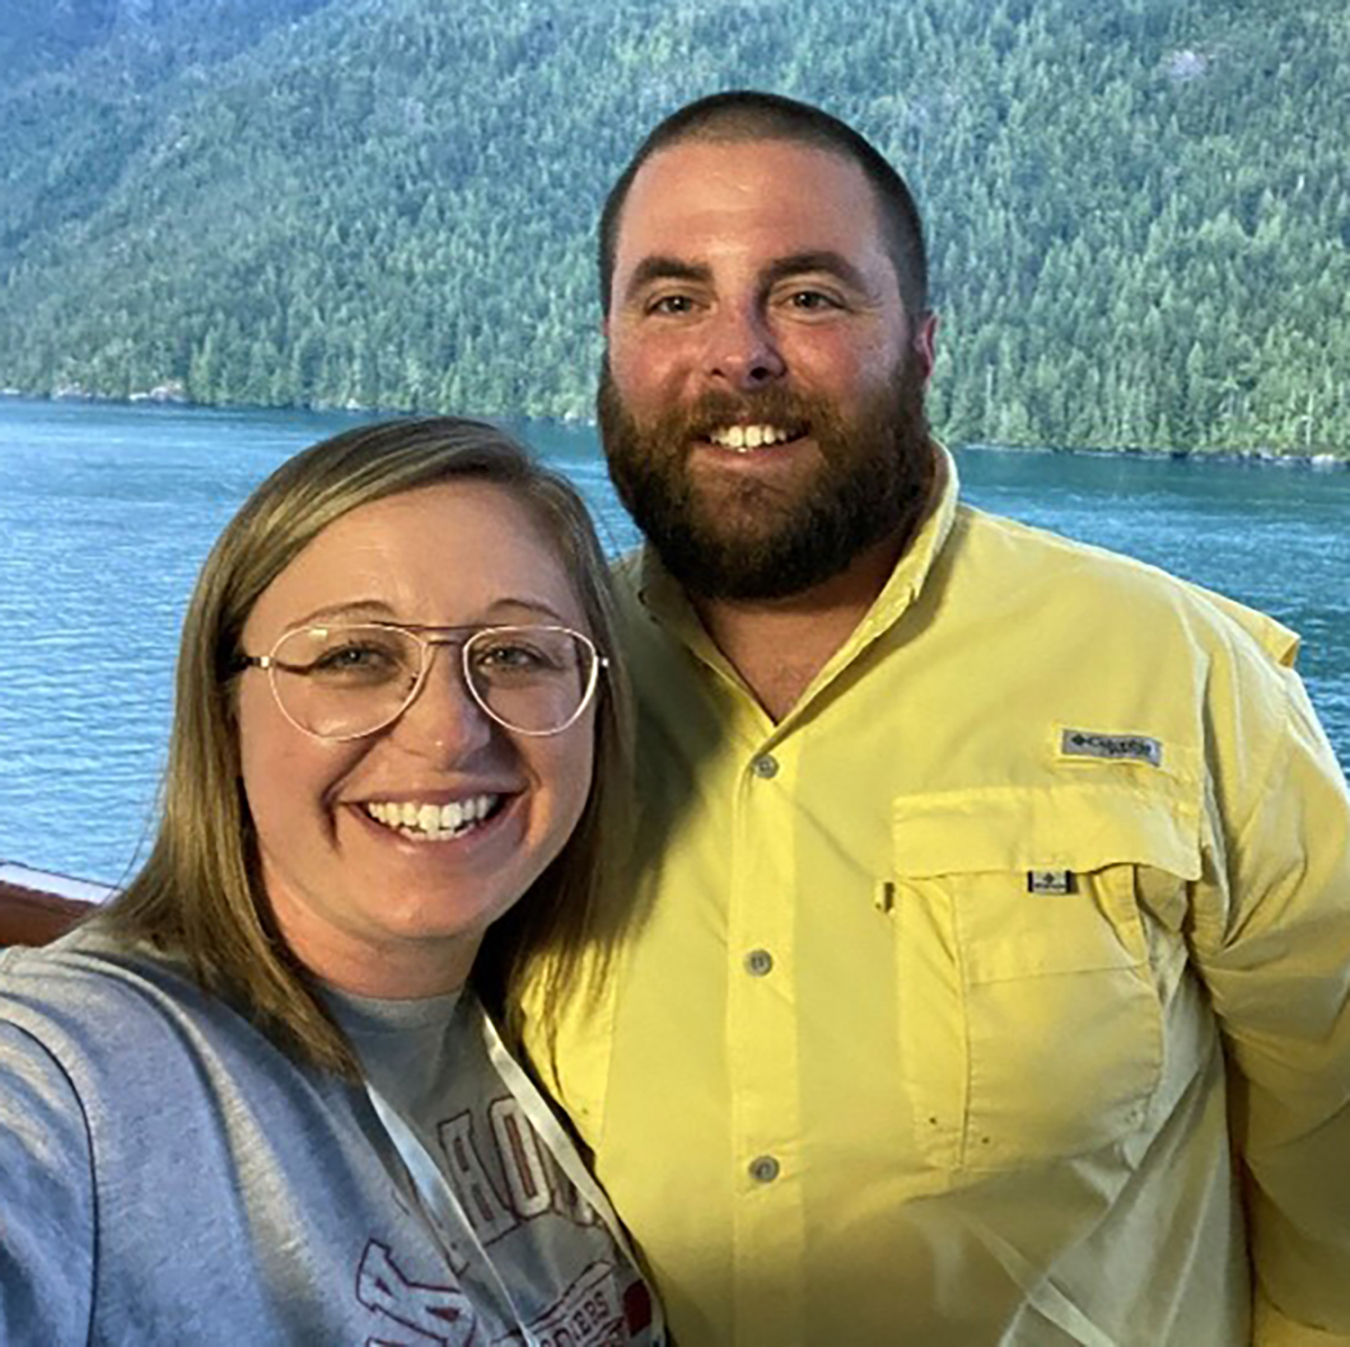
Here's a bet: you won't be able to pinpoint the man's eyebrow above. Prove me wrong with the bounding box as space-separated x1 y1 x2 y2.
764 251 871 292
623 256 712 299
621 250 873 303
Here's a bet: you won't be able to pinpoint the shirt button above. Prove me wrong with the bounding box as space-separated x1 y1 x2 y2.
752 754 779 779
748 1155 780 1184
744 948 774 977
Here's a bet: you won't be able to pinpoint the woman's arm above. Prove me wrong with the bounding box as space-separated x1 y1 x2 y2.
0 1020 96 1342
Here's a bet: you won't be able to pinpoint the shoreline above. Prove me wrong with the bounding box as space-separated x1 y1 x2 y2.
3 389 1348 470
961 440 1350 472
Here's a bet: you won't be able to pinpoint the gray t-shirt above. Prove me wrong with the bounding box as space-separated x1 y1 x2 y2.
0 928 659 1345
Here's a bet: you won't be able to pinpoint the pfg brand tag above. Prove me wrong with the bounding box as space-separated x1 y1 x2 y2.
1060 728 1163 767
1027 870 1076 895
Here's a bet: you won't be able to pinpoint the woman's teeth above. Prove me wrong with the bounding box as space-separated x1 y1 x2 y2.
707 423 794 451
364 795 499 840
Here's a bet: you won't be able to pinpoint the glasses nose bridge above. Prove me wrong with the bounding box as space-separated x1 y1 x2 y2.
381 628 500 748
407 630 474 701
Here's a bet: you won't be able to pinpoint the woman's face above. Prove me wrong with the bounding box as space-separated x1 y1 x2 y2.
236 481 597 997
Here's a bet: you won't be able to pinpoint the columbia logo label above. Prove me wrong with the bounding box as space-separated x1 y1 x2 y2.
1028 870 1076 895
1061 728 1162 767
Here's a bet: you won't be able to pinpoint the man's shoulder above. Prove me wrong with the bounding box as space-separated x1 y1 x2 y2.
609 546 644 599
607 545 678 641
951 503 1299 668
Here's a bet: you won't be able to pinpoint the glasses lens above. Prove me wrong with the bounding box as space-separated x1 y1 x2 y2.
270 624 420 739
464 626 597 734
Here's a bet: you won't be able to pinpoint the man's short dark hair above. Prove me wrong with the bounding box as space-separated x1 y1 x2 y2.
598 90 929 318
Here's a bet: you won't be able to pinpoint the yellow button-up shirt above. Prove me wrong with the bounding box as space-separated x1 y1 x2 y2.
525 452 1350 1345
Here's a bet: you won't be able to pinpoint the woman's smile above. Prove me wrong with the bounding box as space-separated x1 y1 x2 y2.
360 792 505 840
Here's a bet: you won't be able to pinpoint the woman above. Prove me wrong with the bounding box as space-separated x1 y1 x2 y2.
0 417 661 1344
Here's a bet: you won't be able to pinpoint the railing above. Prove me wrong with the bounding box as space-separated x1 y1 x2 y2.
0 862 114 946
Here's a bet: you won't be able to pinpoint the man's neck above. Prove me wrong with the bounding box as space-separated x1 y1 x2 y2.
691 531 905 723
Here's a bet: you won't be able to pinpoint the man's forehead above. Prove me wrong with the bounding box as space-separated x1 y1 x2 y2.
613 137 887 267
627 135 870 204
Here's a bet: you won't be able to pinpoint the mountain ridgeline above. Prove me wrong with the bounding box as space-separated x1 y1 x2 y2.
1 0 1347 456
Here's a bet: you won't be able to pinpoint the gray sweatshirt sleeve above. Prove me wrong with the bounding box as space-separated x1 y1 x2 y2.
0 1022 94 1344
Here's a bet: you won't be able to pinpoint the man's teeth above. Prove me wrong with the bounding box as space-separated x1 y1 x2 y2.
707 424 794 451
364 795 499 840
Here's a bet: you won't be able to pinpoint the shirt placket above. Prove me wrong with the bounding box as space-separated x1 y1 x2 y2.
726 731 806 1344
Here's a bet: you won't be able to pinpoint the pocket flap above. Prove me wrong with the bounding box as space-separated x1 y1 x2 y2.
892 784 1201 880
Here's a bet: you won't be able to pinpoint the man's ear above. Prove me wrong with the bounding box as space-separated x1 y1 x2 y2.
913 311 939 386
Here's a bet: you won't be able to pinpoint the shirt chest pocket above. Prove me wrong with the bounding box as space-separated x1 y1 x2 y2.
891 784 1201 1175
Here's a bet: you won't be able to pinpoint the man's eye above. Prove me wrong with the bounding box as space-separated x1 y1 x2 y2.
648 294 696 315
787 290 838 311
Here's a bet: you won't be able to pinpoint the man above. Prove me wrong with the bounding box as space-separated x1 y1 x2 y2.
524 91 1350 1344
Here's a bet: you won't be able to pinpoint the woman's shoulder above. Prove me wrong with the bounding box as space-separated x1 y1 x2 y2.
2 925 197 1026
0 927 289 1098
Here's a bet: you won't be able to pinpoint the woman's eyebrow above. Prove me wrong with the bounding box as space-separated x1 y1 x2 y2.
291 599 397 626
286 597 577 627
480 597 576 625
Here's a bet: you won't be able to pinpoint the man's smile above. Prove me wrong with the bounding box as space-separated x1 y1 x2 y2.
703 423 805 451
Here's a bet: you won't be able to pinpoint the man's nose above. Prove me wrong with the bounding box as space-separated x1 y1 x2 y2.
704 302 786 390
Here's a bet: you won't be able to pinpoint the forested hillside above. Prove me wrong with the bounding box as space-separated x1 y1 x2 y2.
2 0 1348 455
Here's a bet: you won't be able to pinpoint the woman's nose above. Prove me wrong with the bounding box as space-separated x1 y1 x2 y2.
392 645 495 757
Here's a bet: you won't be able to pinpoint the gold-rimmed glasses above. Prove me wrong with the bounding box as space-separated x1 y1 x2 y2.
236 622 605 741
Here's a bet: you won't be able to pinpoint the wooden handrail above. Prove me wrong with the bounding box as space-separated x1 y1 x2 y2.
0 877 103 947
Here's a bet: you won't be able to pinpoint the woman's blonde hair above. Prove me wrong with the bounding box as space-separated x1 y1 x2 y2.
101 417 632 1075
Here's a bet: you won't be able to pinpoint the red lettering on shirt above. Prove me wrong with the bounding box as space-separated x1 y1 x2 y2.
439 1111 519 1241
490 1097 553 1218
357 1239 476 1344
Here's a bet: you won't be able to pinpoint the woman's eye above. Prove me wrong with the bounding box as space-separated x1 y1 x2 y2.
313 644 396 676
477 643 546 671
473 638 574 683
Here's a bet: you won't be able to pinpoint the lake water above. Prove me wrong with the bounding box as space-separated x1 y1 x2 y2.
1 396 1347 885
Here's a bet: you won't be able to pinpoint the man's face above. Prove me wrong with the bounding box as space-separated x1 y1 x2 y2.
599 138 937 601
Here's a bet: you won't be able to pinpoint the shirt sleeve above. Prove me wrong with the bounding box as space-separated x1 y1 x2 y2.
1191 667 1350 1342
0 1019 96 1343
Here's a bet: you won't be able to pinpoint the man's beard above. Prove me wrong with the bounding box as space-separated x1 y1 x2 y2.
597 355 936 602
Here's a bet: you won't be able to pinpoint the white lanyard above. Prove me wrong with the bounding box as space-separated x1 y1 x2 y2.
365 1076 537 1338
363 1004 665 1345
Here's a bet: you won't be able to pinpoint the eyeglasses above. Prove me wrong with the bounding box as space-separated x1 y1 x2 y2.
236 622 606 741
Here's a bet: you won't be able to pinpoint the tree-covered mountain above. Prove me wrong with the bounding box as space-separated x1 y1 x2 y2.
2 0 1347 455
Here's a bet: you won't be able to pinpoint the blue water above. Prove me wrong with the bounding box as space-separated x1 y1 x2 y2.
1 397 1346 885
